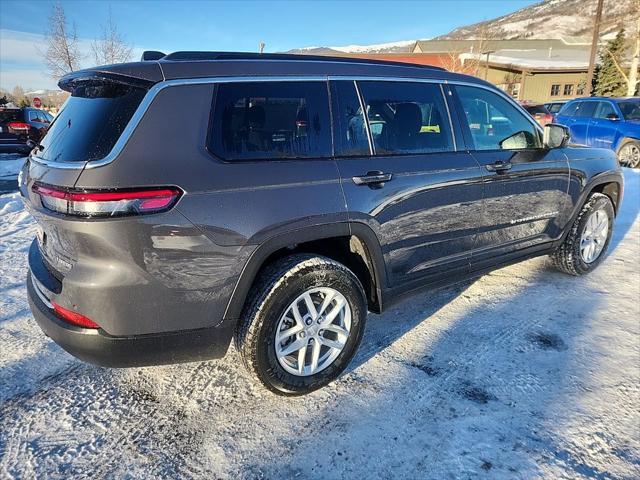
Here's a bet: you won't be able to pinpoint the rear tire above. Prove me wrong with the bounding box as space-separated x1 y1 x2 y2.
617 139 640 168
235 254 367 395
552 193 614 276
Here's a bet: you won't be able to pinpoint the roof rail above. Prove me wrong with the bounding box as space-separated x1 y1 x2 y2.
141 51 166 61
160 51 445 71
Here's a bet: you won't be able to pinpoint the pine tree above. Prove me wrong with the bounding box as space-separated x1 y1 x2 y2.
594 30 627 97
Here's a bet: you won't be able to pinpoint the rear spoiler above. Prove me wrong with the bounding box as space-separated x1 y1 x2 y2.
58 71 157 94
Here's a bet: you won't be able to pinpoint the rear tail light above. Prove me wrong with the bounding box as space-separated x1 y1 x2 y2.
52 301 100 329
32 183 182 218
8 122 30 132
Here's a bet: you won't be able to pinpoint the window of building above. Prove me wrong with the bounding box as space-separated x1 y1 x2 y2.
330 81 370 156
357 81 454 155
550 84 561 96
563 84 574 96
576 83 585 96
209 81 332 161
456 85 542 151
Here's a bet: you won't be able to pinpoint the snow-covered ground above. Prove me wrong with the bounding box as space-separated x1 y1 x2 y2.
0 170 638 479
0 154 25 194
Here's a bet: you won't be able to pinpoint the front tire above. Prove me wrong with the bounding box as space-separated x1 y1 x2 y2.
235 254 367 395
552 193 614 276
617 139 640 168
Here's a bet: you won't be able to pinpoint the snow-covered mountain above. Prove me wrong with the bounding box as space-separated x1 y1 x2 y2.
438 0 637 40
286 39 416 55
287 0 637 54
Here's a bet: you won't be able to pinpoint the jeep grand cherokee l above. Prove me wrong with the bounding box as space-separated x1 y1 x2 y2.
0 107 53 153
22 52 623 395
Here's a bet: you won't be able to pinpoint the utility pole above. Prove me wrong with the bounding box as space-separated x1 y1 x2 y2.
585 0 604 96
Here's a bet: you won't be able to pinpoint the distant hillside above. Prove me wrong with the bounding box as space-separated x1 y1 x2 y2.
438 0 637 40
286 40 415 55
287 0 636 55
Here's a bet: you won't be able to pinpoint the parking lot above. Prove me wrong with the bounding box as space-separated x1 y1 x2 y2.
0 167 638 479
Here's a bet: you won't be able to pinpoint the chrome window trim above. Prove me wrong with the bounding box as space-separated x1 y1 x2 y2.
30 74 541 170
352 80 375 156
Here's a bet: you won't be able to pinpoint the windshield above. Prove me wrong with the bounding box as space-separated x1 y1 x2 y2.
617 100 640 121
38 82 146 163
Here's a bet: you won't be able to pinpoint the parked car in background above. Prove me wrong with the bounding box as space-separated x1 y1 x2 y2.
555 97 640 168
520 102 553 126
0 107 54 154
544 100 567 117
23 52 623 394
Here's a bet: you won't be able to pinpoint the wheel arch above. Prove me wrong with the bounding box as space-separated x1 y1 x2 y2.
223 222 388 321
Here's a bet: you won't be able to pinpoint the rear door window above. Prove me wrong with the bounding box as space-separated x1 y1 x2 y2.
38 82 146 163
455 85 541 151
357 81 454 155
209 81 331 161
559 102 580 117
593 102 616 119
330 81 370 156
575 101 597 119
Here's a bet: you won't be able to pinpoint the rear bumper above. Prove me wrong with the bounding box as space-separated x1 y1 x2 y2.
27 253 235 368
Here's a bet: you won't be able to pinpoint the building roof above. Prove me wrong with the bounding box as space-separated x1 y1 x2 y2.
461 47 590 72
413 38 591 54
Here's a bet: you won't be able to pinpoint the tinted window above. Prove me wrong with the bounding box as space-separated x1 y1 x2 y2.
331 81 370 156
559 101 580 117
546 103 564 114
210 82 331 161
618 99 640 120
524 105 549 115
0 110 23 123
38 82 146 163
575 102 597 118
594 101 616 119
357 81 453 155
456 85 541 150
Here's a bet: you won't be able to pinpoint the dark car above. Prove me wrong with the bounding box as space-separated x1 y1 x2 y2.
555 97 640 168
22 52 623 395
0 107 53 153
521 102 553 126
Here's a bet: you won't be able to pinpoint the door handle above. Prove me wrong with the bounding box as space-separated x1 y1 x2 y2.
352 171 393 186
485 161 512 172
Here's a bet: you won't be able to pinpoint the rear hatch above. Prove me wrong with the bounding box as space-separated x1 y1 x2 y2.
22 74 152 278
0 108 28 147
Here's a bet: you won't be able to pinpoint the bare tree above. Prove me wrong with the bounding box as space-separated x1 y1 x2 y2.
91 9 133 66
441 24 497 76
42 3 83 79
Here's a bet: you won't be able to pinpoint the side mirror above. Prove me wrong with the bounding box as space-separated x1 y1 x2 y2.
543 123 570 149
606 113 620 121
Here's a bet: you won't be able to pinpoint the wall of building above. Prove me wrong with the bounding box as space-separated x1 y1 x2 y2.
522 72 587 103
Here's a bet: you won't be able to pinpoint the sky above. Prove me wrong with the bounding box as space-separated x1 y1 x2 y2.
0 0 539 91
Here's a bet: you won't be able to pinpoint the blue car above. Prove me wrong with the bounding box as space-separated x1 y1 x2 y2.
555 97 640 168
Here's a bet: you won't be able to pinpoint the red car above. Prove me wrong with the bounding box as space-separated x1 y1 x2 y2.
520 102 553 126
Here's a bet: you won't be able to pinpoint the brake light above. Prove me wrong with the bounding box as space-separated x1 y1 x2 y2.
32 183 182 218
8 122 30 131
52 301 100 329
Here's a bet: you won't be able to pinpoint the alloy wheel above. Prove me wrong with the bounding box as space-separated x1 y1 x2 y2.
619 144 640 168
274 287 351 376
580 209 609 263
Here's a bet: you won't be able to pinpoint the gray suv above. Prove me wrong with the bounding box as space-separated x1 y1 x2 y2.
23 52 623 394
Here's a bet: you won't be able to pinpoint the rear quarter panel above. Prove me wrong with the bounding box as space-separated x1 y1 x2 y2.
71 83 347 334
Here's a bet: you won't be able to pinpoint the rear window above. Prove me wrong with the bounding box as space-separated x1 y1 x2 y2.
209 81 332 161
0 110 23 123
524 105 549 115
38 82 146 163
